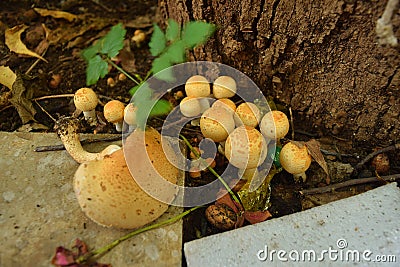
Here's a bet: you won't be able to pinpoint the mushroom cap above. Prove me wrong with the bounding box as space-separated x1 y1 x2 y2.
234 102 261 127
103 100 125 124
260 110 290 139
213 76 237 99
74 88 98 111
200 106 235 142
212 98 236 113
124 103 138 126
185 75 210 97
74 128 179 229
180 96 202 117
225 125 268 169
279 141 312 175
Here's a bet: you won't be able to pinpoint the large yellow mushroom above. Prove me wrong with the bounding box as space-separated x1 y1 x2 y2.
73 127 180 229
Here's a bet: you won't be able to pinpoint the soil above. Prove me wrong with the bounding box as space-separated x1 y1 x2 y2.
0 0 399 265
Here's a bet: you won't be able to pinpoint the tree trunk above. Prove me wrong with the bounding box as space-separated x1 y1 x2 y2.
158 0 399 149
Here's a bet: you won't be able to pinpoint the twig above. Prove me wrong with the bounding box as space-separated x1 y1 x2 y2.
34 100 56 121
289 107 295 140
299 174 400 195
25 47 48 75
354 144 400 173
320 149 355 158
33 94 115 102
34 135 121 152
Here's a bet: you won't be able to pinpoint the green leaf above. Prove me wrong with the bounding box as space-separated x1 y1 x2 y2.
149 24 167 56
86 55 108 86
181 21 215 48
165 19 180 42
129 84 141 95
100 23 126 58
149 99 172 116
164 40 186 64
81 42 101 62
151 54 172 75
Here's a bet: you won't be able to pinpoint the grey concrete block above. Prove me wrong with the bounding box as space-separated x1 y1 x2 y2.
184 183 400 267
0 132 183 267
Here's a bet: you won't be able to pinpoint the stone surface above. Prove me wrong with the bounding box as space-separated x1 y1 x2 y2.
185 183 400 267
0 132 183 267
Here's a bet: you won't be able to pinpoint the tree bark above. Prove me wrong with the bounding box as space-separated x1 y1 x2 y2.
158 0 399 148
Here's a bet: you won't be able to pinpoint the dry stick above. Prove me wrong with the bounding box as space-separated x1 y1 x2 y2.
354 143 400 173
33 94 115 102
289 107 295 140
299 174 400 195
34 135 121 152
25 47 48 75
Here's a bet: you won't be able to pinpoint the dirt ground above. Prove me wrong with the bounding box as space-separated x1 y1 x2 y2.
1 0 399 256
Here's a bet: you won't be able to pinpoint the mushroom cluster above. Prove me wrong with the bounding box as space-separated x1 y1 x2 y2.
177 74 315 229
179 75 273 183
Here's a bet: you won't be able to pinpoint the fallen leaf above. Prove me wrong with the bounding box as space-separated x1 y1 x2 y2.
305 139 330 183
34 8 78 22
51 239 112 267
5 25 48 62
17 122 49 132
0 66 17 90
244 210 272 224
9 73 37 124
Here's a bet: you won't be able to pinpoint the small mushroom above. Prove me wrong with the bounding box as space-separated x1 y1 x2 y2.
54 117 121 163
103 100 125 132
279 141 312 182
212 76 237 99
124 103 138 131
74 127 179 229
225 125 268 169
200 106 235 142
260 110 290 140
185 75 210 97
234 102 261 128
74 88 99 126
212 98 236 113
179 96 202 117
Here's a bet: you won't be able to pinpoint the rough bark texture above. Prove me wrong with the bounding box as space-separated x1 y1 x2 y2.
158 0 399 148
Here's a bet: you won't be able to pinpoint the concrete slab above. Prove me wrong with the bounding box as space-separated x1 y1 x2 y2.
184 183 400 267
0 132 183 267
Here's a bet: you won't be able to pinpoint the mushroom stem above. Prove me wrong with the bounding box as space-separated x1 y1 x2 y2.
82 110 97 125
293 172 307 183
55 117 120 163
115 121 123 132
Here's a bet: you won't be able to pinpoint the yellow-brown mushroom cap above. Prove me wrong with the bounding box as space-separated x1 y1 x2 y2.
260 110 290 139
74 128 179 229
213 76 237 99
279 142 312 175
212 98 236 113
200 107 235 142
234 102 261 127
185 75 210 97
103 100 125 123
225 125 267 169
74 88 98 111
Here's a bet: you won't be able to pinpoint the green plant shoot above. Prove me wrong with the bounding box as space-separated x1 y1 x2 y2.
82 19 215 129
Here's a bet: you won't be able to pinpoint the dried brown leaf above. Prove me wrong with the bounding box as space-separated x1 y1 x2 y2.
5 25 48 62
9 73 36 124
305 139 330 179
0 66 17 90
34 8 78 22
